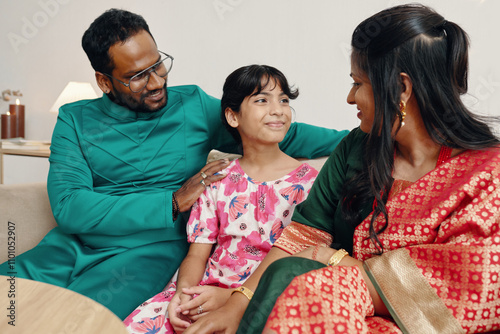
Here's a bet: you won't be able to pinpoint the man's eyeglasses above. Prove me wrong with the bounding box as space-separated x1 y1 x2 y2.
104 51 174 93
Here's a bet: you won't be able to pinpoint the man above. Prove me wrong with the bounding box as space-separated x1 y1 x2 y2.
0 9 347 319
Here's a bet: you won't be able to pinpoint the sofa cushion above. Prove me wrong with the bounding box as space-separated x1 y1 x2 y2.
0 182 57 263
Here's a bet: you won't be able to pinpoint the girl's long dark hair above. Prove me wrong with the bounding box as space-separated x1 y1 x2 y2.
342 4 500 253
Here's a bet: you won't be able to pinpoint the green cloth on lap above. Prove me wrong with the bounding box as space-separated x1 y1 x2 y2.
237 257 326 334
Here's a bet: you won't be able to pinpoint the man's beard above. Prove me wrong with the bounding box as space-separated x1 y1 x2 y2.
109 82 168 113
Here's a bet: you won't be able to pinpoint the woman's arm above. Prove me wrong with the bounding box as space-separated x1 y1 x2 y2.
181 244 390 334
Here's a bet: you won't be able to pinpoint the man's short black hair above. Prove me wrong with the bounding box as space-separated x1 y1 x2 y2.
82 8 154 74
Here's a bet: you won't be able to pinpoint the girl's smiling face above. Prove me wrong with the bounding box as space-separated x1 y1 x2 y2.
227 78 292 145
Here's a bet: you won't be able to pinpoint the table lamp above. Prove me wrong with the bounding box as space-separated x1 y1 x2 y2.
49 82 99 113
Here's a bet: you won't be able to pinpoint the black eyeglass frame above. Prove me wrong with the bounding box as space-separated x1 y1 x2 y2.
104 51 174 93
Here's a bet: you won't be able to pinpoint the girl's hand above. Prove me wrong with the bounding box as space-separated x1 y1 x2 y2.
178 285 233 321
168 292 192 333
182 295 248 334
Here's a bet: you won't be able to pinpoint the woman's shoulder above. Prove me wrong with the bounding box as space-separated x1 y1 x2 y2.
458 147 500 171
339 127 368 150
324 127 366 168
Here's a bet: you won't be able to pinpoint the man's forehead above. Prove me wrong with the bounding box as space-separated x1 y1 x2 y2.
108 30 159 75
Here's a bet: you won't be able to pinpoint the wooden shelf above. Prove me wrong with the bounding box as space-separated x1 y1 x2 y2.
1 147 51 158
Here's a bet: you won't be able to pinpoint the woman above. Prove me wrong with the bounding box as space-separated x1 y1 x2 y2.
124 65 318 334
184 4 500 334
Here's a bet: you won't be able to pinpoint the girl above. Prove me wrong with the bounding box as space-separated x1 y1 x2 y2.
124 65 319 334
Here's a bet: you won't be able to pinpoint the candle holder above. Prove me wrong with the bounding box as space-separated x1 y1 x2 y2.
1 90 24 139
1 112 16 139
9 99 25 138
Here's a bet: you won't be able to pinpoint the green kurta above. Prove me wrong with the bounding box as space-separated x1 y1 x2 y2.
238 128 372 333
0 85 348 319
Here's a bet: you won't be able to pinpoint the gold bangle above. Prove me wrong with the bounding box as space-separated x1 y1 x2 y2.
327 249 348 266
231 286 254 301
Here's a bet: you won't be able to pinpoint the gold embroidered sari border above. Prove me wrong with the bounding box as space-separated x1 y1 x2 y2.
274 221 333 254
364 248 465 334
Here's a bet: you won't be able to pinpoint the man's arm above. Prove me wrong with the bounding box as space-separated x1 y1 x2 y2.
47 105 174 237
280 122 349 159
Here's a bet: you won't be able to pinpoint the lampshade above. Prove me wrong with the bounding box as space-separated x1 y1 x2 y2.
49 82 98 113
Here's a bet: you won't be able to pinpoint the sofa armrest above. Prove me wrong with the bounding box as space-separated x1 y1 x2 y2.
0 182 56 263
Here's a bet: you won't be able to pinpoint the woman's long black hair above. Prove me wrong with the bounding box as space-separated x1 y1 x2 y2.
342 4 500 253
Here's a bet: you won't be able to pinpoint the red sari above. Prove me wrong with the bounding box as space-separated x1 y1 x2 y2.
266 149 500 333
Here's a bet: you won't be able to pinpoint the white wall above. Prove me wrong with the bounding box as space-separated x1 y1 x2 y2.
1 0 498 141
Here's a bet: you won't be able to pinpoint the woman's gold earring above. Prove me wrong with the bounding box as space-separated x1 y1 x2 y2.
399 101 407 127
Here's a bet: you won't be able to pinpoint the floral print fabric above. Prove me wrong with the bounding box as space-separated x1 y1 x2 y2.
124 159 318 333
188 160 317 288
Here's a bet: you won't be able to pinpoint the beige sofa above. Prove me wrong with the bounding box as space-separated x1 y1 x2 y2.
0 182 56 263
0 153 328 264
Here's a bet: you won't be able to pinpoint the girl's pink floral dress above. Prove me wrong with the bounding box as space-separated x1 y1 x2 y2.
124 159 318 334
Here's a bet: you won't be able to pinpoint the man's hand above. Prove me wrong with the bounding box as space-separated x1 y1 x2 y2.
175 159 230 212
